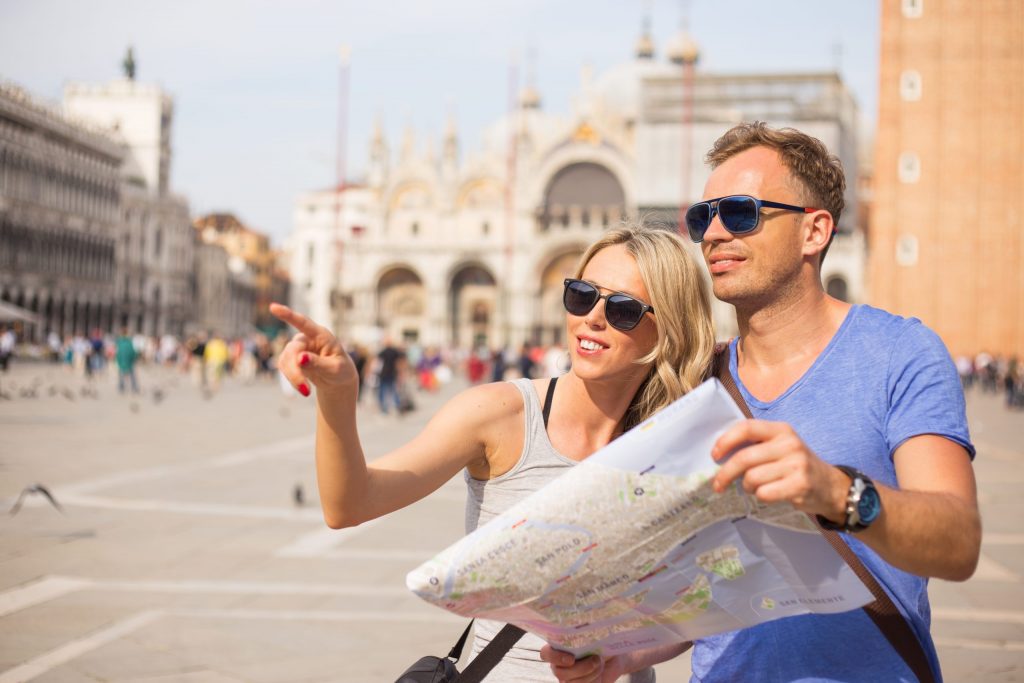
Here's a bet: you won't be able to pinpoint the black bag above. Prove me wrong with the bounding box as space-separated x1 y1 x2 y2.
394 655 459 683
394 621 525 683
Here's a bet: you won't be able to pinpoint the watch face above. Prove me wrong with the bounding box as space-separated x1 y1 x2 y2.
857 485 882 525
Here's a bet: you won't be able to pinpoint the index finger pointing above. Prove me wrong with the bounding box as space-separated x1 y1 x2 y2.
269 302 322 338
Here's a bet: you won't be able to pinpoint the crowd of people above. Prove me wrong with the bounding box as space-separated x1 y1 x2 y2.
340 340 571 416
0 320 574 413
956 352 1024 408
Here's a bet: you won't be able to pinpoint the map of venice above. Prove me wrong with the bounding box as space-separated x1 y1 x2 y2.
407 379 873 657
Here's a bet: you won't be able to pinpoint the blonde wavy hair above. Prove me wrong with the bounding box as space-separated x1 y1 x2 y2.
573 223 716 428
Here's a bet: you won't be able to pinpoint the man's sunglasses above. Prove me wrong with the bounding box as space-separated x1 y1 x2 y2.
563 278 654 331
685 195 818 243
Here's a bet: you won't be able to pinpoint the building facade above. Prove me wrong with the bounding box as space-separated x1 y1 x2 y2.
65 75 195 339
290 31 865 349
192 239 256 338
193 213 291 335
868 0 1024 356
0 81 123 342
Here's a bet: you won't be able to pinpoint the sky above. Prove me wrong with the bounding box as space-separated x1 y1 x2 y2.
0 0 879 246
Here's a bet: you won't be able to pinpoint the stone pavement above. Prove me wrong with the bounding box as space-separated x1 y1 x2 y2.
0 361 1021 682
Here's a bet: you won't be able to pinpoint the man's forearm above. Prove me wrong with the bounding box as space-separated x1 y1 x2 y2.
860 486 981 581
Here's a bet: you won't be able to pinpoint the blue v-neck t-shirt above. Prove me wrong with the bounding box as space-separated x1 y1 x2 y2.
690 304 973 682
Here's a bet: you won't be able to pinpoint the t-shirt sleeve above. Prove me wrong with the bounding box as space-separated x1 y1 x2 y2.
885 320 975 459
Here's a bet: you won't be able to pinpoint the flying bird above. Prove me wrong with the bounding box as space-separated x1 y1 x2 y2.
9 484 64 516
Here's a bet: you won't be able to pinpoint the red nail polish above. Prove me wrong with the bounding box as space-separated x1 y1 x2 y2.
299 353 310 367
298 383 310 397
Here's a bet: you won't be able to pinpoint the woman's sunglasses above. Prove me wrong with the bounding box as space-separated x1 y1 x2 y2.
563 278 654 331
685 194 817 243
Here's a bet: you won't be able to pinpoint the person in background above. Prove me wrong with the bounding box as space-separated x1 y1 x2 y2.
375 338 405 414
0 324 15 372
115 327 140 394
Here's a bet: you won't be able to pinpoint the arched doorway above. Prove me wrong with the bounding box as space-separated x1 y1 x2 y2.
537 162 626 232
826 275 849 302
536 251 585 346
449 264 497 351
376 266 425 344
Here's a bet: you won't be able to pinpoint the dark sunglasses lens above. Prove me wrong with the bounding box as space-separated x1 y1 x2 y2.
564 280 598 315
719 196 760 234
685 203 711 242
606 295 645 330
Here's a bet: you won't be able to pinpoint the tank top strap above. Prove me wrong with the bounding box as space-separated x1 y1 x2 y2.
509 377 542 445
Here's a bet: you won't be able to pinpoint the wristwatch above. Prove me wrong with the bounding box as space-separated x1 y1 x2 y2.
816 465 882 533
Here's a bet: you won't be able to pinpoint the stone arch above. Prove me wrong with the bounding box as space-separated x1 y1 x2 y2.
388 181 434 211
535 247 588 346
455 178 503 210
448 262 497 350
825 275 849 302
537 162 627 233
376 265 426 344
527 142 635 223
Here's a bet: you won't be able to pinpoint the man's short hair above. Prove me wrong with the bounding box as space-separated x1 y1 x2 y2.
706 122 846 264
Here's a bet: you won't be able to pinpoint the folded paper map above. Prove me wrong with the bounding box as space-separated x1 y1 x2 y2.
407 379 873 657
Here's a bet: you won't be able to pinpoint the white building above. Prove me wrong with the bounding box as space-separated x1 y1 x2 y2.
64 79 172 195
289 29 865 349
64 71 195 336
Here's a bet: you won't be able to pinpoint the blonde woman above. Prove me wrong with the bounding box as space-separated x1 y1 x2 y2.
271 224 716 682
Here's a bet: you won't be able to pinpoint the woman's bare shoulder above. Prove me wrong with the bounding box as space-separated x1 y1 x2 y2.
441 380 524 426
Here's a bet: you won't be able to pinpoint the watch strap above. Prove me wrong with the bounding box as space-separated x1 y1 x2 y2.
816 465 872 533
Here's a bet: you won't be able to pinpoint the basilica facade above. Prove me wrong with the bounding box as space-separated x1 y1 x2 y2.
288 31 865 350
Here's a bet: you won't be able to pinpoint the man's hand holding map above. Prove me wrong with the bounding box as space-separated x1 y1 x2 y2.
407 379 873 657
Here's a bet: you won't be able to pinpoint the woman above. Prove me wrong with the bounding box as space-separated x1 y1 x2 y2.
271 224 715 682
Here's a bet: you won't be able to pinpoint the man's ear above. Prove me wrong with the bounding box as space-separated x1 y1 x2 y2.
802 210 834 259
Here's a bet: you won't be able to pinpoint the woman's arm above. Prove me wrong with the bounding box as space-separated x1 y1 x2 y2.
271 303 513 528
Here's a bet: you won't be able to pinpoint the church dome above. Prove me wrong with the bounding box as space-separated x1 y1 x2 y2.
519 85 542 110
666 31 700 65
593 58 679 123
634 33 655 60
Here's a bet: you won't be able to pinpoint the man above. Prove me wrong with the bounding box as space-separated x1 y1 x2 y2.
0 324 14 372
115 327 140 394
376 338 405 414
543 122 979 681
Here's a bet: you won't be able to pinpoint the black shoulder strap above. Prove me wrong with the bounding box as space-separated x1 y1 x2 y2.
711 347 935 683
454 623 526 682
446 620 475 661
542 377 557 429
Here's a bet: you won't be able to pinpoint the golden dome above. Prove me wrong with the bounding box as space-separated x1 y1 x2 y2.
519 85 542 109
667 31 700 65
635 33 655 60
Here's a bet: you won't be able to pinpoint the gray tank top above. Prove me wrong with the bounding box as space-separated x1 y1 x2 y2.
463 378 655 682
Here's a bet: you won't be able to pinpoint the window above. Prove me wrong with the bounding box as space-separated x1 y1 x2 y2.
900 70 922 101
895 234 919 266
901 0 923 18
825 276 849 302
898 152 921 184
